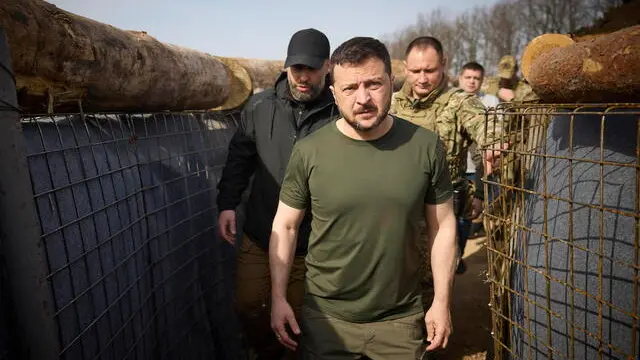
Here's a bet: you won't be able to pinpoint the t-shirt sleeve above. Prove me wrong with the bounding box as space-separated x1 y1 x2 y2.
279 144 310 210
424 138 454 204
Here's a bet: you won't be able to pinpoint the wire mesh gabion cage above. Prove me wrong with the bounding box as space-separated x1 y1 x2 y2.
17 110 244 360
481 103 639 360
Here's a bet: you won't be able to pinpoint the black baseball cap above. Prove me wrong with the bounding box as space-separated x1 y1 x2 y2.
284 28 330 70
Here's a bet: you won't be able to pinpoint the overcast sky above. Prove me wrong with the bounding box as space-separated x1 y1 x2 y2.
47 0 498 60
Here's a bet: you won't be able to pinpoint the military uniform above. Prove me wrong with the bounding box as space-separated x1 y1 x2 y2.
479 56 541 190
481 76 539 103
390 81 502 183
481 58 547 311
482 55 539 103
390 79 504 308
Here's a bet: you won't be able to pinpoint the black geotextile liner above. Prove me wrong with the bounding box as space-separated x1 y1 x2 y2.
20 112 243 360
511 109 639 360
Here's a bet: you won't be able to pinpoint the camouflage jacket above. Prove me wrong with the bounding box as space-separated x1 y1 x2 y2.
513 81 539 102
481 76 539 102
390 81 503 183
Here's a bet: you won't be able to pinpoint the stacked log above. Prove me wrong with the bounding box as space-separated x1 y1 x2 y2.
0 0 410 113
0 0 250 113
232 58 284 93
522 25 640 103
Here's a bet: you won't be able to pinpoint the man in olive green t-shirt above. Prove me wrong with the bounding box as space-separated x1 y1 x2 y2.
269 37 458 359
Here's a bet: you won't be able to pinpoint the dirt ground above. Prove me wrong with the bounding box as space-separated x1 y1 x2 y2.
430 237 492 360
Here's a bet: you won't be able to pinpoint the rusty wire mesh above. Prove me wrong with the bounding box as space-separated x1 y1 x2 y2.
481 103 639 360
19 110 243 360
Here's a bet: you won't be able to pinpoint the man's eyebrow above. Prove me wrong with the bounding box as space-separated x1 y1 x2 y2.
408 65 436 71
341 77 385 87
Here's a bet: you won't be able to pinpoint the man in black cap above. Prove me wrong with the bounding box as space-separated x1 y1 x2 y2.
216 28 338 359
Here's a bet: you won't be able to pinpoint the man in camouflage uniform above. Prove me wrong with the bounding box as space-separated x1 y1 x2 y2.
481 55 539 103
485 56 547 271
390 36 504 308
481 55 542 217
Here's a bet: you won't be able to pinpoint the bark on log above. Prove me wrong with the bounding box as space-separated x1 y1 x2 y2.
0 0 242 113
527 25 640 103
232 58 285 92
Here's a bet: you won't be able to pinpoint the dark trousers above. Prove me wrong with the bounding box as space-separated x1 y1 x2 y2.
235 236 306 359
456 173 477 257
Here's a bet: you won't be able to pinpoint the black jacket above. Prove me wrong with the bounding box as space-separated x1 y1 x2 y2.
217 72 338 255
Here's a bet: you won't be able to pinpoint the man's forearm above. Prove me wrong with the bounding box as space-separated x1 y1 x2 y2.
269 223 298 301
429 215 457 306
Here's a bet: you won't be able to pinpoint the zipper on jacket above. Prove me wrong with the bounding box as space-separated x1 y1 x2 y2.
297 102 334 128
293 108 303 143
297 109 304 127
292 102 335 144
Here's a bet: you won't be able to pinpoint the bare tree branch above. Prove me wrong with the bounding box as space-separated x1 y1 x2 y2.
382 0 623 76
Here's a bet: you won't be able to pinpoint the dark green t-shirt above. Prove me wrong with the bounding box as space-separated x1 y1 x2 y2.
279 116 453 323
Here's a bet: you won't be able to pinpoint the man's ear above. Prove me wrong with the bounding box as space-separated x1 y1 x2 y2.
403 60 408 77
329 85 335 99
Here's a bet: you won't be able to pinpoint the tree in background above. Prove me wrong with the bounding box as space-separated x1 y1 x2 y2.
383 0 623 76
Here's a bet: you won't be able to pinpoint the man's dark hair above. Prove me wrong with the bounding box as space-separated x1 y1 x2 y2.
329 37 392 84
461 61 485 77
405 36 444 61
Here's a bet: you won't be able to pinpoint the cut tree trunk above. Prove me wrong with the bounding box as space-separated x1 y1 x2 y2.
210 57 252 111
232 58 285 92
520 33 574 81
526 25 640 103
0 0 248 113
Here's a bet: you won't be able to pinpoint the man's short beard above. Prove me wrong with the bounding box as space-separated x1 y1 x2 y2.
344 115 384 132
289 77 325 102
342 96 391 133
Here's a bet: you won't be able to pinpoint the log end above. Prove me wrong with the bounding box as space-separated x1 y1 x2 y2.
210 57 253 111
521 33 574 82
232 58 284 91
527 25 640 103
